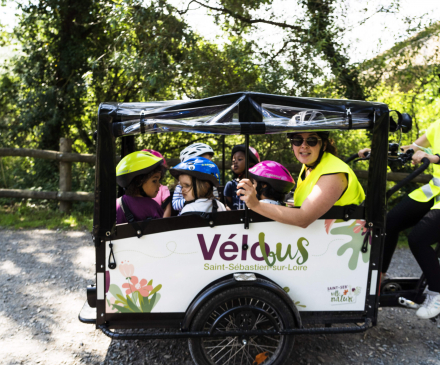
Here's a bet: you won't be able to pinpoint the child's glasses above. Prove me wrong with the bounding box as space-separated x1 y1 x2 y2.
180 183 193 192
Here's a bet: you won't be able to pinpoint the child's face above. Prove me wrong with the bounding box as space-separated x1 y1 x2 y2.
200 153 213 161
231 151 246 175
179 174 195 201
142 172 161 198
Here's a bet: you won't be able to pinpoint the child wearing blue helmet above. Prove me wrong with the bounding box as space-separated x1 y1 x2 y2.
170 157 226 215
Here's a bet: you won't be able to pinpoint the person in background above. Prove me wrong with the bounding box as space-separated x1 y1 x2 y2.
142 149 171 217
172 143 215 212
248 161 295 206
358 120 440 319
224 144 260 210
170 157 226 215
116 151 166 224
237 132 364 227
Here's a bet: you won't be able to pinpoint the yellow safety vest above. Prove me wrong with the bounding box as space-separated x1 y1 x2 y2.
294 152 365 207
408 120 440 210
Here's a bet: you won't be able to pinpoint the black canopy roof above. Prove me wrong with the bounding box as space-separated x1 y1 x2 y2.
98 92 388 137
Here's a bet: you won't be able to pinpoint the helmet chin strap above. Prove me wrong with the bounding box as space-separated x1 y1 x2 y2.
139 187 148 197
192 176 198 200
183 176 198 206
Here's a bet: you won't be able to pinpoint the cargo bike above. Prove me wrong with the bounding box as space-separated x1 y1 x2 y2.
79 92 414 365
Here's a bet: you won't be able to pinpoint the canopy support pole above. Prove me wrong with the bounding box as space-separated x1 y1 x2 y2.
222 135 226 186
244 134 250 229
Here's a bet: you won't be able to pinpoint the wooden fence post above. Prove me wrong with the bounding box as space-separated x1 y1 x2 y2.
59 138 72 213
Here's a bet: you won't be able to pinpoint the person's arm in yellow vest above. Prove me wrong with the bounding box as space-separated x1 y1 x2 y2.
412 150 440 165
400 133 430 153
236 174 347 229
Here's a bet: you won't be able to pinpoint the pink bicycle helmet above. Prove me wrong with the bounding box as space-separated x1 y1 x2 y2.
249 161 295 193
231 144 260 165
142 149 167 167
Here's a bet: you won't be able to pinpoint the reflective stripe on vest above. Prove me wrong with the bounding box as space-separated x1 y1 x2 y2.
408 120 440 209
421 184 434 199
293 152 365 207
409 173 440 209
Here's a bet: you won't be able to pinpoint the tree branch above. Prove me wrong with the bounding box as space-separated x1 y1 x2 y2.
190 0 306 32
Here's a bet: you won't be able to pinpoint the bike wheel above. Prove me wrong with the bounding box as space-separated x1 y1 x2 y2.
188 285 297 365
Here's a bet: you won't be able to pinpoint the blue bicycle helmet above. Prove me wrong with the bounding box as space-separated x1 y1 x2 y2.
170 157 220 187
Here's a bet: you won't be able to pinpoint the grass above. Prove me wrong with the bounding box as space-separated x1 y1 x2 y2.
397 234 409 249
0 203 93 231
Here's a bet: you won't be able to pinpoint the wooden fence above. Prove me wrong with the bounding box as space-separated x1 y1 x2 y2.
0 140 433 213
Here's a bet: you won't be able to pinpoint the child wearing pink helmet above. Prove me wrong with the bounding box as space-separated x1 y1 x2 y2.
248 161 295 205
142 149 171 217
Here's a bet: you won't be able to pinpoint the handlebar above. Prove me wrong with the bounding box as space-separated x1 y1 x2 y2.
386 157 431 200
344 152 370 164
344 153 359 163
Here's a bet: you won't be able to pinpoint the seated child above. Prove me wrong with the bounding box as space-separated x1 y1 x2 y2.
172 143 216 212
224 144 260 210
116 151 166 224
170 157 226 215
142 149 171 217
248 161 295 205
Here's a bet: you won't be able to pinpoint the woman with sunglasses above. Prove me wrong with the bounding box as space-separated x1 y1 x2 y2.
237 132 365 228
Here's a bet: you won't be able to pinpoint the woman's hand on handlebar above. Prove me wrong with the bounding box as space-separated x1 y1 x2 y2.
358 148 371 158
412 150 438 165
236 179 259 210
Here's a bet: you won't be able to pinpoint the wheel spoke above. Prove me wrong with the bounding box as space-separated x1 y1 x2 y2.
209 337 237 359
200 293 286 365
214 338 239 364
263 335 281 342
249 338 278 350
223 344 248 365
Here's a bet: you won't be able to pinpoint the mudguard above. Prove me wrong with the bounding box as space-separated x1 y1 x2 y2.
181 274 302 331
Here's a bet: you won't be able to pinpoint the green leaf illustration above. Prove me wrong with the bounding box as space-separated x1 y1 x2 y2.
294 300 306 308
140 293 162 313
125 295 141 312
148 284 162 297
151 293 161 311
116 294 127 304
132 291 141 304
147 279 153 286
331 225 370 270
112 304 132 313
109 284 123 300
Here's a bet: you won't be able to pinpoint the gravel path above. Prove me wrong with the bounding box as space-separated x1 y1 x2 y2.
1 228 439 365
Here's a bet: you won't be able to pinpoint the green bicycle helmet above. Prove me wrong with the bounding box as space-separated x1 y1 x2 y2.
116 151 164 188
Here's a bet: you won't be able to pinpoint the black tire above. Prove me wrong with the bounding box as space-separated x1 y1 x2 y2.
188 285 297 365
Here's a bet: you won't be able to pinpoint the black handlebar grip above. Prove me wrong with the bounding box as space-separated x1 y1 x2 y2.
386 157 431 200
344 153 360 163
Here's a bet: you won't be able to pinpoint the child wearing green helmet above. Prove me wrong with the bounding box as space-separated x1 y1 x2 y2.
170 157 226 215
116 151 167 224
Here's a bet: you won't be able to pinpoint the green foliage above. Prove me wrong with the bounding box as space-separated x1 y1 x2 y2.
0 201 93 230
0 0 439 216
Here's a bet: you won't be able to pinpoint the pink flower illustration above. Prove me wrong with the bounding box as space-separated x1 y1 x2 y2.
353 220 367 234
122 276 154 297
325 219 336 234
119 261 134 278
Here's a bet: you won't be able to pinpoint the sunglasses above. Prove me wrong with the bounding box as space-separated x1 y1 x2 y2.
290 136 322 147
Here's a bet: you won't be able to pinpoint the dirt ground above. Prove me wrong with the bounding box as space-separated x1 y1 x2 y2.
1 227 440 365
